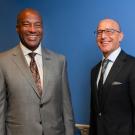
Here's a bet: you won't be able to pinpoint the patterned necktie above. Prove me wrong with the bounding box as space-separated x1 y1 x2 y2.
29 52 42 96
98 59 110 104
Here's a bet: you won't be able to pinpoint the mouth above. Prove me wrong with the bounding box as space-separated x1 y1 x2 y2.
101 41 111 45
27 35 39 41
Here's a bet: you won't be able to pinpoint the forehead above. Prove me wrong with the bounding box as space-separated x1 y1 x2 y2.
97 19 119 30
19 11 42 23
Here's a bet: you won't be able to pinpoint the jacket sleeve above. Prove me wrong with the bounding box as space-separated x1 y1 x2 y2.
128 61 135 135
0 66 6 135
90 69 97 135
61 57 75 135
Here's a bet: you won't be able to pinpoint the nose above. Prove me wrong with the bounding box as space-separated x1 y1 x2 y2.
101 31 107 39
29 24 36 33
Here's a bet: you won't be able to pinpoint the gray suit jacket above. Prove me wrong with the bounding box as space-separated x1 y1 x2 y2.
0 45 75 135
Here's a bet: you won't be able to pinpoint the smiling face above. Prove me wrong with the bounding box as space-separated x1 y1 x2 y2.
16 9 43 51
96 19 124 58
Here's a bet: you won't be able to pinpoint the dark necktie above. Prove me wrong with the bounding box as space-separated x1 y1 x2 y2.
98 59 110 104
29 52 42 96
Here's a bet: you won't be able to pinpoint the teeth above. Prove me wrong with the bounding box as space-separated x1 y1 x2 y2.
29 36 36 37
102 42 109 44
28 36 37 40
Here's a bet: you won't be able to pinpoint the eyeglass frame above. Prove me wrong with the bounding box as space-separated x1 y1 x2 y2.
94 28 121 37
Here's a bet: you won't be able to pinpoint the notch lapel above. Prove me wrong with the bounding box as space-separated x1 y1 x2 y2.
41 49 52 103
101 51 127 109
93 62 101 112
12 45 41 98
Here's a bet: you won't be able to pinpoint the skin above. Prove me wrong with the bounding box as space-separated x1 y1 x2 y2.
96 19 124 58
16 8 43 51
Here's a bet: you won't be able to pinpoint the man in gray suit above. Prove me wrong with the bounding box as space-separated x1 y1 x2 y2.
0 8 75 135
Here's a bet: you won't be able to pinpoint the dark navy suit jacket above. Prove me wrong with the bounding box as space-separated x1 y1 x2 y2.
90 50 135 135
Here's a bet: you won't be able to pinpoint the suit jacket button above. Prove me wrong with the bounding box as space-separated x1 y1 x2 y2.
98 112 102 117
40 121 42 124
40 104 43 108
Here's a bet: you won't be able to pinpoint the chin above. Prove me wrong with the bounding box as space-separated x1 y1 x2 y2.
29 42 40 47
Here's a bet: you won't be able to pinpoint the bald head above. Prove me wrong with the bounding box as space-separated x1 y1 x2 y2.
97 18 121 32
17 8 42 25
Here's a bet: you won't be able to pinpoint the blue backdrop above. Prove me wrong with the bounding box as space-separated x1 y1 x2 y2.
1 0 135 127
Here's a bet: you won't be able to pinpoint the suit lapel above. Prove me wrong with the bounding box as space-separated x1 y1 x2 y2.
101 51 127 109
93 62 101 111
12 45 41 98
41 49 53 103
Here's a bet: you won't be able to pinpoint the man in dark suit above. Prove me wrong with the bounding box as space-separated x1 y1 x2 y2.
0 8 75 135
90 18 135 135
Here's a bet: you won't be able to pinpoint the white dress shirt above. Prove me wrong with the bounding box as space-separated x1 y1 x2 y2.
97 47 121 87
20 42 43 89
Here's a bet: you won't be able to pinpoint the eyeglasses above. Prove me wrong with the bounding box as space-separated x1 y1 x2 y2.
94 29 120 37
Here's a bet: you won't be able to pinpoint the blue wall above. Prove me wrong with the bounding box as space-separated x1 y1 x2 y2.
1 0 135 126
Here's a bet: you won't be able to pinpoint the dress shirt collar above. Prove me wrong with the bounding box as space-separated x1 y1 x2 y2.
20 42 42 56
102 47 121 63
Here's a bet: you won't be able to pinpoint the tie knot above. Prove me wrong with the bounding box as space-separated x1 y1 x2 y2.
101 59 110 74
102 59 109 66
28 52 37 59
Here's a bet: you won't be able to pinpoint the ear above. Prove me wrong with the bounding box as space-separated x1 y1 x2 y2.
119 32 124 42
16 25 19 33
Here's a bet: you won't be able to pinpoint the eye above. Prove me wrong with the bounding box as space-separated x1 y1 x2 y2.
97 30 103 34
23 23 30 26
34 23 42 28
21 21 30 27
105 29 114 34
